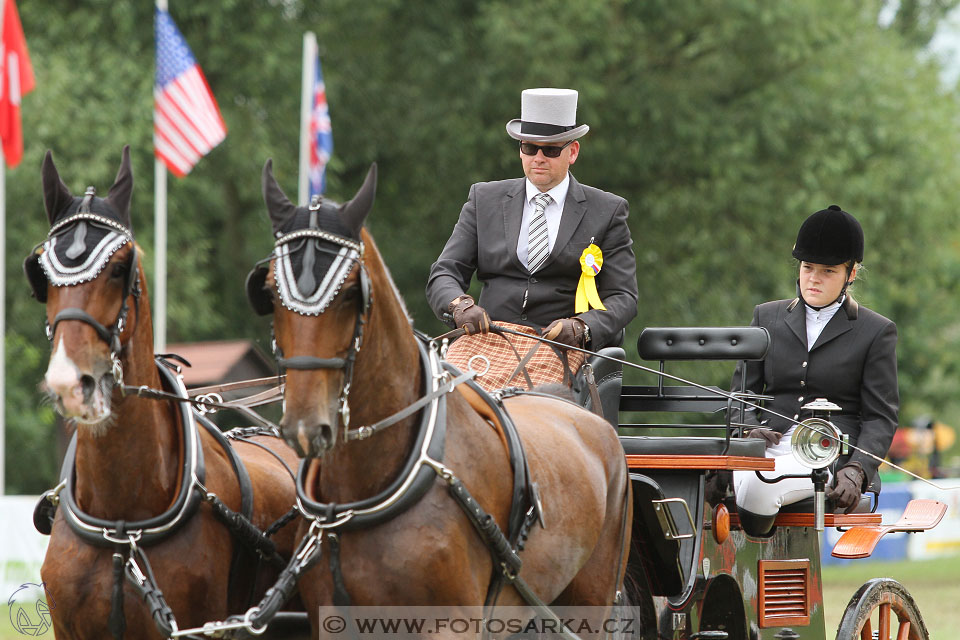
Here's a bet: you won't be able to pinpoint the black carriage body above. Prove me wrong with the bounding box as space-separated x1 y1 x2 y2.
616 327 863 640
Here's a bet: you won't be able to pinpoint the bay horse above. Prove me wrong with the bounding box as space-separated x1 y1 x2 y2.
25 148 302 639
246 160 632 634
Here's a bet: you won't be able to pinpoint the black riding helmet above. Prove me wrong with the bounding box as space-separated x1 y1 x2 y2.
792 204 864 265
792 205 864 309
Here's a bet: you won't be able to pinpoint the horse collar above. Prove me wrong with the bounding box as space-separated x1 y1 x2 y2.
294 337 449 531
41 361 207 548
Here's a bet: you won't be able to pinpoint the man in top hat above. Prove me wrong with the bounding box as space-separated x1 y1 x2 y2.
426 88 638 351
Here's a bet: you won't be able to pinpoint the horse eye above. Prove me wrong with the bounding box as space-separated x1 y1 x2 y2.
110 262 129 278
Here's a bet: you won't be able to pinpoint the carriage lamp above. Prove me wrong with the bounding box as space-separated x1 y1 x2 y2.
793 398 844 531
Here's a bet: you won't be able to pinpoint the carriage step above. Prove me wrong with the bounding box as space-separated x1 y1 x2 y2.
690 631 729 639
831 499 948 559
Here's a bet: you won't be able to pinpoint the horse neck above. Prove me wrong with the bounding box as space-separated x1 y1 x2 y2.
320 234 423 501
74 271 183 520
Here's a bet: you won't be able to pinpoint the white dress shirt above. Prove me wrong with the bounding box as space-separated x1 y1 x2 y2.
805 297 843 350
516 174 570 270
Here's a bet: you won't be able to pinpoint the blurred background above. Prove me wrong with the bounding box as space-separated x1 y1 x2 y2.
5 0 960 493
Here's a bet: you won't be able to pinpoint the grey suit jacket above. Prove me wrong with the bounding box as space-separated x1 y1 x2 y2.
426 175 638 349
731 296 899 485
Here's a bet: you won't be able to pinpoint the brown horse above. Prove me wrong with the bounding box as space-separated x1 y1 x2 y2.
247 160 632 634
26 148 302 639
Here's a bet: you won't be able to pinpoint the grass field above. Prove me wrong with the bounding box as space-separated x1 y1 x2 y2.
822 555 960 640
2 555 958 639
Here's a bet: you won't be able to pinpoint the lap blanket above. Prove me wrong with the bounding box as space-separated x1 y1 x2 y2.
444 321 585 392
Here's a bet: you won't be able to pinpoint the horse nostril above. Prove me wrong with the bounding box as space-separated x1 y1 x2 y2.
313 424 334 453
79 375 97 404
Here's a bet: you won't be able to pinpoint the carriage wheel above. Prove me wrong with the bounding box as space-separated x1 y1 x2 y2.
835 578 928 640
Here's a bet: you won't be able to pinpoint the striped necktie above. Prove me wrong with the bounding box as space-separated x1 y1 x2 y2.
527 193 552 272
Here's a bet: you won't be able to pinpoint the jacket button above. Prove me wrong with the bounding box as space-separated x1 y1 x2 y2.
794 414 799 420
529 277 538 283
802 361 808 368
800 380 806 387
520 314 527 320
798 396 804 403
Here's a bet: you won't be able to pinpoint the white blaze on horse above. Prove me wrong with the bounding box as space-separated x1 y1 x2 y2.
246 159 632 634
26 147 302 639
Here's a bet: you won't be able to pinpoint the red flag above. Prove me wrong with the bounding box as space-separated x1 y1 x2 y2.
0 0 34 168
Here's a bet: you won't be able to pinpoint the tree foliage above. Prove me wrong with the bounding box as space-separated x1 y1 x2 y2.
6 0 960 491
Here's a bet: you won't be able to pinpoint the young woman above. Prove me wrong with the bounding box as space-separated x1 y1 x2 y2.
731 205 899 536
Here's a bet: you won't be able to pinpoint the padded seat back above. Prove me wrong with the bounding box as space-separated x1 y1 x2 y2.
638 326 770 361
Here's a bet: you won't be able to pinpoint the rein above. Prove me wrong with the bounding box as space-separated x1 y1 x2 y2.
473 325 960 493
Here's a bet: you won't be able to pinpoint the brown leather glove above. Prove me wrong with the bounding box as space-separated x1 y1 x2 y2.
747 427 783 447
449 295 490 335
827 463 865 513
542 318 587 348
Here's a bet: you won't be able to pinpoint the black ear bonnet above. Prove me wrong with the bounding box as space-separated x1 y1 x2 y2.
25 147 136 303
24 188 134 303
247 161 376 317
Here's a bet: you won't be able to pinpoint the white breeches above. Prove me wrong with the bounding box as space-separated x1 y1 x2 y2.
733 425 834 516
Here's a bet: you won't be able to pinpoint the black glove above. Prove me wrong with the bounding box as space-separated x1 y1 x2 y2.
542 318 587 348
827 463 865 513
449 295 490 335
747 427 783 447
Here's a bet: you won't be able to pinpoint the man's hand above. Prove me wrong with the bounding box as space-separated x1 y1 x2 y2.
449 295 490 335
542 318 587 348
827 463 865 513
746 428 783 447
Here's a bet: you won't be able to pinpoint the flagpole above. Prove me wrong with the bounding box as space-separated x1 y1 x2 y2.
154 0 168 352
0 148 6 496
298 31 317 206
154 159 167 352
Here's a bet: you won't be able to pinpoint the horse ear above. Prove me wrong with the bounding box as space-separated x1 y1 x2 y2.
41 150 74 225
339 163 377 236
261 158 297 234
106 145 134 229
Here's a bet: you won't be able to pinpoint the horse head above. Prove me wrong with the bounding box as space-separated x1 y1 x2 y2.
248 159 377 457
24 146 147 432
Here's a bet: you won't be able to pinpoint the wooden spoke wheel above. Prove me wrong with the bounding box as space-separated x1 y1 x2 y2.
835 578 928 640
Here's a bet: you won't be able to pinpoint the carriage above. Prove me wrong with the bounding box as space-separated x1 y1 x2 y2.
26 152 948 640
597 325 946 639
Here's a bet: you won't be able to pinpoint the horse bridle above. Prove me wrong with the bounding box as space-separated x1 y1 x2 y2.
32 189 142 387
266 200 372 438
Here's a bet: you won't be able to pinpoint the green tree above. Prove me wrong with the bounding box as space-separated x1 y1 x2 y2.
8 0 960 491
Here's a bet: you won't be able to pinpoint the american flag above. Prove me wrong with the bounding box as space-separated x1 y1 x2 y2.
308 55 333 197
154 8 226 177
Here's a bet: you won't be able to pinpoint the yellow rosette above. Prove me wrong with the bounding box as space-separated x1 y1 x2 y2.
575 244 606 313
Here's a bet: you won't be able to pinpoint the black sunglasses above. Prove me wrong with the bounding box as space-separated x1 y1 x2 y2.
519 140 573 158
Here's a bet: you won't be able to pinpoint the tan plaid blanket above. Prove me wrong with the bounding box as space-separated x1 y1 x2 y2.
444 321 585 392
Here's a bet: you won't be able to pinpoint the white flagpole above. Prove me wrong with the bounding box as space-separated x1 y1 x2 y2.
1 0 7 496
154 159 167 352
0 148 6 496
154 0 168 352
298 31 317 206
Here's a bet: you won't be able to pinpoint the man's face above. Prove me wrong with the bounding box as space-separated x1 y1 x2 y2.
520 139 579 191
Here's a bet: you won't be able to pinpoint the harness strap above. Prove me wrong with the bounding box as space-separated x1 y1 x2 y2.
277 355 346 370
109 549 126 640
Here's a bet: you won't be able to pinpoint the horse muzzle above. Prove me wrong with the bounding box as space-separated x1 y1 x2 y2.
280 417 336 457
43 365 114 428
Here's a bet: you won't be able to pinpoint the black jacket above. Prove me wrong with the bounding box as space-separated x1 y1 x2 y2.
426 175 638 349
732 296 899 485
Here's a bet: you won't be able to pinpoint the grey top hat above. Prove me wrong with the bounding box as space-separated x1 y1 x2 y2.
506 88 590 143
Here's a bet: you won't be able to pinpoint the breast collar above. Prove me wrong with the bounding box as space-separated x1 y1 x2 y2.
44 361 207 548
